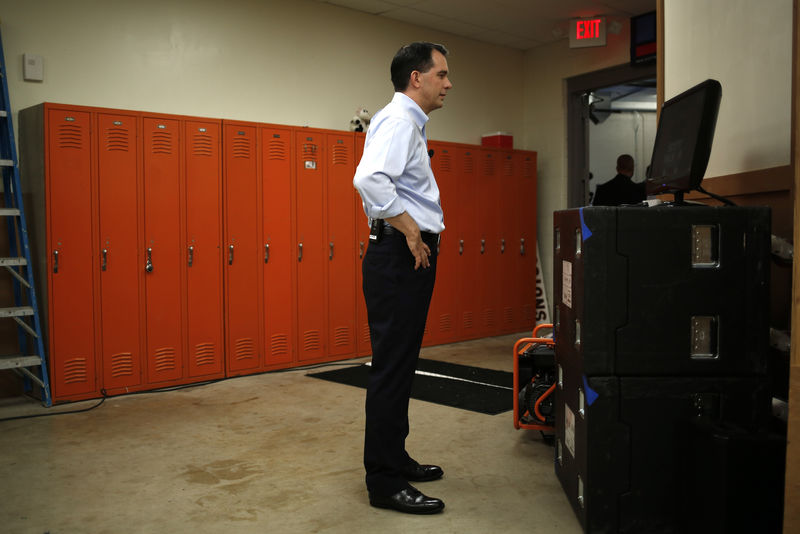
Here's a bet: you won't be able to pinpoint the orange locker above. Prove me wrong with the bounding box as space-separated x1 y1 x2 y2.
498 151 517 335
295 129 326 363
97 111 142 390
262 125 295 367
42 107 99 400
223 122 262 374
142 116 184 384
325 132 357 359
353 132 371 357
457 147 480 340
423 141 458 346
476 149 501 338
517 150 538 330
185 120 224 378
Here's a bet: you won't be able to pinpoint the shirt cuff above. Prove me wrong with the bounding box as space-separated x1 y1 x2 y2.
367 196 406 220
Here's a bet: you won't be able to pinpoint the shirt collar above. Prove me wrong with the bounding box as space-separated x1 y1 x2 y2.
392 92 429 130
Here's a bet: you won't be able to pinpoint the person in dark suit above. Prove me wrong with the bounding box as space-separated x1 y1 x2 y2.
592 154 645 206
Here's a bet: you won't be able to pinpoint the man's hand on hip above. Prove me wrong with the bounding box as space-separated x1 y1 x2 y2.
384 211 431 270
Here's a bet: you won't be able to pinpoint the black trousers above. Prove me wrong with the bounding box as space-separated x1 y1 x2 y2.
362 229 438 497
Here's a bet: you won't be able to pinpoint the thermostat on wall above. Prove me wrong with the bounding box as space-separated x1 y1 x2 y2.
23 53 43 82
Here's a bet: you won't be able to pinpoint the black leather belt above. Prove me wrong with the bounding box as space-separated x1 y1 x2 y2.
382 223 439 245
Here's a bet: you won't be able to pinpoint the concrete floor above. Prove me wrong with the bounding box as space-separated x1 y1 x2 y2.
0 333 582 533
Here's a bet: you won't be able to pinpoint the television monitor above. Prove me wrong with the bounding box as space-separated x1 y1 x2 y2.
645 79 722 202
630 11 657 65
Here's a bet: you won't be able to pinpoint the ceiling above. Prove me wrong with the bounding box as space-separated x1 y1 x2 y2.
312 0 656 50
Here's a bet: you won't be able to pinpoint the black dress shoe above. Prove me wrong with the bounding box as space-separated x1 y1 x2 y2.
402 462 444 482
369 487 445 514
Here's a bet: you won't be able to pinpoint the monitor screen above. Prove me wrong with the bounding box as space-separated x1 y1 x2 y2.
630 11 656 65
645 79 722 197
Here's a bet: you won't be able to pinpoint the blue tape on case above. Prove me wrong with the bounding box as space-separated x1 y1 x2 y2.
578 208 593 240
582 375 599 406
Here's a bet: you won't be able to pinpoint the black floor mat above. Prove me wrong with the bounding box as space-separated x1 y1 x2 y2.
308 358 512 415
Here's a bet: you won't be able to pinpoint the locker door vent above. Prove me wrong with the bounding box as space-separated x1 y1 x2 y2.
439 152 452 172
484 308 496 328
439 313 452 332
503 306 514 325
331 144 348 166
462 311 474 330
192 133 213 157
523 304 534 324
194 343 217 367
105 127 130 152
232 137 251 159
463 154 475 174
333 326 350 347
151 131 173 155
63 357 89 384
270 334 289 356
361 323 370 345
234 338 255 360
483 154 496 176
110 352 134 378
153 347 177 372
524 157 535 178
57 124 84 150
303 330 321 352
503 156 514 176
267 138 287 161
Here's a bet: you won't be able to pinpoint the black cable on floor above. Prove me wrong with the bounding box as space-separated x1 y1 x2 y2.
0 361 366 422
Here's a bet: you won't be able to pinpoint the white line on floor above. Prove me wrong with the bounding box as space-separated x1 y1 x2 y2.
364 361 513 390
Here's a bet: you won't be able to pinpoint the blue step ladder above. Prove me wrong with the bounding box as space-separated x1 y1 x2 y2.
0 27 51 406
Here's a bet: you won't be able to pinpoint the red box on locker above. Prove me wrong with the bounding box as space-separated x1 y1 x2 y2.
481 131 513 149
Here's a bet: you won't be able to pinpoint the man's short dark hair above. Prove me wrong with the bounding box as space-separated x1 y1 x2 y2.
390 42 449 92
616 154 634 174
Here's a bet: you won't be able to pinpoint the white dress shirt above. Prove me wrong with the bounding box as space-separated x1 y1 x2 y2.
353 92 445 234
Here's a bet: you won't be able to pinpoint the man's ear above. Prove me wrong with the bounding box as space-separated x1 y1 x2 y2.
409 70 422 88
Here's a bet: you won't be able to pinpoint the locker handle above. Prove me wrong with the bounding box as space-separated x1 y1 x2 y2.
359 241 364 259
145 248 154 273
102 248 108 271
298 243 303 262
501 239 505 254
53 250 59 274
480 239 485 255
459 240 464 255
520 238 526 256
228 244 234 265
188 246 194 267
329 242 334 260
264 244 269 264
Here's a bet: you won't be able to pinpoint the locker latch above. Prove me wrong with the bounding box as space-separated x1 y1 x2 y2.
145 248 153 273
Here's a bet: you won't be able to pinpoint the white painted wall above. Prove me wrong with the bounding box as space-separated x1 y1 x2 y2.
0 0 524 145
664 0 793 177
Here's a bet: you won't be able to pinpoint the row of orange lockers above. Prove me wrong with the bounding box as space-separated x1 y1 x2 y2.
19 103 536 403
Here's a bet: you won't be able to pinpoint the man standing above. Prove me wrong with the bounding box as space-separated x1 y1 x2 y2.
353 42 452 515
592 154 646 206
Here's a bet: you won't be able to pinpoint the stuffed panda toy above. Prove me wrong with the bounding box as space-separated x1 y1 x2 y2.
349 107 372 132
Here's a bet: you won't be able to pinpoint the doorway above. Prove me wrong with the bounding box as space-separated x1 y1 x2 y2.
566 62 657 207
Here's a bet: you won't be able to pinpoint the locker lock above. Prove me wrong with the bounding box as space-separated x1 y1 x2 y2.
145 248 154 273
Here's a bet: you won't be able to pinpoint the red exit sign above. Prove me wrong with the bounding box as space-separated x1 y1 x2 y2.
569 17 607 48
